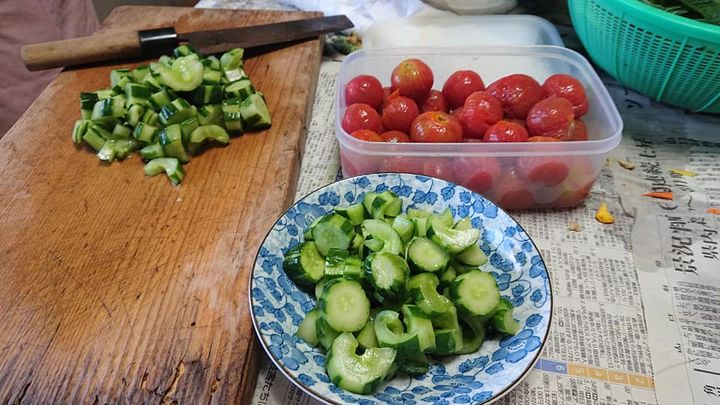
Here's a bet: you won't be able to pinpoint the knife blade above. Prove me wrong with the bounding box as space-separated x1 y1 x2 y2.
21 15 353 71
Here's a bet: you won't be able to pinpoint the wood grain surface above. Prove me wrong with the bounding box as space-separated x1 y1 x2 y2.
0 6 322 403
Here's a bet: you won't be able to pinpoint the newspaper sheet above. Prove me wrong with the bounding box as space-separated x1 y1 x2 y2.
250 56 720 404
603 86 720 405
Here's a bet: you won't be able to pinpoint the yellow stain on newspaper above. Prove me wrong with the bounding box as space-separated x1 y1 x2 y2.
595 202 614 224
670 168 697 177
617 159 636 170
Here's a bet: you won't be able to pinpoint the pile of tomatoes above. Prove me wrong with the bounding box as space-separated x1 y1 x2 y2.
342 58 589 144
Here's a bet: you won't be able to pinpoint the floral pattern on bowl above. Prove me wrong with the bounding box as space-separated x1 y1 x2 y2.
250 173 552 404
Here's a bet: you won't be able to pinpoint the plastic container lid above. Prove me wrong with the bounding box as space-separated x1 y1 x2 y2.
421 0 517 15
363 14 564 48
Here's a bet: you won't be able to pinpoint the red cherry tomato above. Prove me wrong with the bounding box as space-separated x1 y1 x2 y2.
548 157 598 207
490 170 534 210
381 157 424 174
526 97 575 138
487 74 544 119
350 129 383 142
410 112 463 143
453 156 502 193
382 96 420 133
422 158 456 182
421 89 449 113
528 136 561 142
542 74 589 117
381 88 400 111
380 130 411 143
342 103 382 134
341 149 378 177
516 156 570 187
505 118 527 129
390 59 434 101
457 91 503 139
483 120 529 143
442 70 485 109
345 75 384 110
558 118 588 141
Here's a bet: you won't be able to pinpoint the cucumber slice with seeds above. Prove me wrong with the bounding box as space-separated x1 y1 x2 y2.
407 237 449 273
312 214 355 256
449 270 500 317
407 273 452 318
361 219 403 255
373 310 422 358
326 333 397 395
318 278 370 332
427 215 480 254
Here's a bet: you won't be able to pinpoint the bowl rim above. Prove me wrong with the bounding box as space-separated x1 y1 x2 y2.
249 172 554 404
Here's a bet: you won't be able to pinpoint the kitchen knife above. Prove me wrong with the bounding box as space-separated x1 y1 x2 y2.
22 15 353 71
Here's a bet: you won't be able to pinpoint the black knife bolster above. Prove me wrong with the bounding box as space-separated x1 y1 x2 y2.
138 27 179 54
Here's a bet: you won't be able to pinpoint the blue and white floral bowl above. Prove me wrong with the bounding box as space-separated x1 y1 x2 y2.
250 173 552 404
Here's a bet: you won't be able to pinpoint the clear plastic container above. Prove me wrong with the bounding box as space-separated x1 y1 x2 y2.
335 46 623 210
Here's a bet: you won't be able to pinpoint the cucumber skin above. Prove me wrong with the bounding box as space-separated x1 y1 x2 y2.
428 329 459 355
457 314 486 355
407 273 451 318
398 353 429 375
430 305 464 355
282 242 324 290
316 316 340 351
490 298 520 336
373 310 423 359
401 304 436 353
296 309 320 346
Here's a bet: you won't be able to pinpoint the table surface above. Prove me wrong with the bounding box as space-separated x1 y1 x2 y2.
234 4 720 405
0 6 321 404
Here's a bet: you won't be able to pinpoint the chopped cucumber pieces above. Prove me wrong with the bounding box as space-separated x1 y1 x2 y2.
72 46 271 186
326 333 397 395
143 158 185 186
282 197 520 396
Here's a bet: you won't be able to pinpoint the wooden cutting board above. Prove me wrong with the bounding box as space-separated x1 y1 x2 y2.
0 6 322 404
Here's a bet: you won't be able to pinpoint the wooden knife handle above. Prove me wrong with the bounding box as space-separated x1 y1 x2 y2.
21 27 178 71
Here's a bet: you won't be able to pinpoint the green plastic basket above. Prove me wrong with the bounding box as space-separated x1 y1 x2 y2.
568 0 720 113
